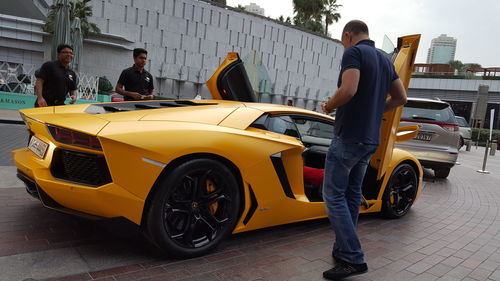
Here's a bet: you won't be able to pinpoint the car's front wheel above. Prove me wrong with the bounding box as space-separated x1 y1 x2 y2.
147 158 240 258
382 163 418 219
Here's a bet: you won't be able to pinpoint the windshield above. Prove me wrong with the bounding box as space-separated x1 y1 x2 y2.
380 35 398 62
402 101 456 123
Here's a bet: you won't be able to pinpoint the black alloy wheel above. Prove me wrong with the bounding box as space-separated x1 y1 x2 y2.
382 163 418 219
147 159 240 257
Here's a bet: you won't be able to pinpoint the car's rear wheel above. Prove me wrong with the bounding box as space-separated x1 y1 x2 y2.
434 167 451 179
382 163 418 219
459 136 464 149
147 159 240 258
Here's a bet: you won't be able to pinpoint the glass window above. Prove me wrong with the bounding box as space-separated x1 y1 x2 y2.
293 118 334 139
402 101 456 123
455 117 469 127
268 115 300 138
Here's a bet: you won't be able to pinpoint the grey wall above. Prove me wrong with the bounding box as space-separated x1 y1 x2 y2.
79 0 343 110
0 14 46 67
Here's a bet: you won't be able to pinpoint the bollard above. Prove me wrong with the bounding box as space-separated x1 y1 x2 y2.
477 140 490 174
490 141 497 156
466 140 472 151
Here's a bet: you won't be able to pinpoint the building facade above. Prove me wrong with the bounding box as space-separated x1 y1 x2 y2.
409 77 500 129
244 3 265 16
426 34 457 64
0 0 344 111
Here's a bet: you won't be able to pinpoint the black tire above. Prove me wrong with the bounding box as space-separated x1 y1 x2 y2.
147 158 240 258
434 167 451 179
382 163 418 219
459 137 464 149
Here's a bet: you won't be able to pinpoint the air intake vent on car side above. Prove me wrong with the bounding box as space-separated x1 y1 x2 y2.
51 149 112 187
84 101 216 114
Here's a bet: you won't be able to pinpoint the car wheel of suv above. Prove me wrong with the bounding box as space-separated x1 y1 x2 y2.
434 167 451 179
459 137 464 149
382 163 418 219
147 159 240 258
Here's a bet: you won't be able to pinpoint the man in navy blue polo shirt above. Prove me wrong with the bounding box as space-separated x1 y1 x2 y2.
321 20 407 280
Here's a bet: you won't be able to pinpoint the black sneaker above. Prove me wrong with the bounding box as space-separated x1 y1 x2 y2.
332 253 342 265
323 261 368 280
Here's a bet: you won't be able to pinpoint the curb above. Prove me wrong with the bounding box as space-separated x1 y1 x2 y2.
0 119 24 125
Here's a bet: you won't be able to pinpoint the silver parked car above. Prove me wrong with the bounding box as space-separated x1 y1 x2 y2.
396 98 460 178
455 116 472 149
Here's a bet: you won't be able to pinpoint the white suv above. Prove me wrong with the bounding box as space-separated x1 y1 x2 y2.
396 98 460 179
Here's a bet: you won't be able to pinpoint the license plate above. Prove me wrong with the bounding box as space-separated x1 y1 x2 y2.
414 132 433 141
28 136 48 159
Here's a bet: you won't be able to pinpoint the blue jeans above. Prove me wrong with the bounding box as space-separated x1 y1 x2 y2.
323 136 378 264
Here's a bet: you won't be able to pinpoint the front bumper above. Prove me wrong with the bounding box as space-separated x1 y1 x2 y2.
12 148 145 224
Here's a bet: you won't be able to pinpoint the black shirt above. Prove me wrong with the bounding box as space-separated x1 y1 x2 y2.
36 61 78 103
117 66 154 101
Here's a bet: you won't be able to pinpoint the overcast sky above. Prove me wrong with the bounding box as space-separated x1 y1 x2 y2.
227 0 500 67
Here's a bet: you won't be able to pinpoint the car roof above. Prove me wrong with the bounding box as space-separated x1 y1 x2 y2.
407 97 450 105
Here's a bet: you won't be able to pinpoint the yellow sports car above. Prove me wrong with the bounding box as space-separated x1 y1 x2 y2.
13 35 422 257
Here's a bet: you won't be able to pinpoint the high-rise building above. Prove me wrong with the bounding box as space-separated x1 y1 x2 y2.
244 3 265 16
426 34 457 64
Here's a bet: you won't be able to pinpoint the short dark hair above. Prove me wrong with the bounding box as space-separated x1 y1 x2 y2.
133 48 148 57
57 44 73 53
342 20 369 36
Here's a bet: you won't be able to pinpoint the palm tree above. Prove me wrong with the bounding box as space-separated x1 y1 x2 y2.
293 0 325 33
43 0 100 37
448 60 464 73
323 0 342 36
212 0 226 5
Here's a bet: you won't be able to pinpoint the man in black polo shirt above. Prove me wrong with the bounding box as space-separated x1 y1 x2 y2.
320 20 407 280
115 48 154 101
35 44 78 107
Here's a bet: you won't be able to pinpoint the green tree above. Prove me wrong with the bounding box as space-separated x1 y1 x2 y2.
448 60 464 73
277 15 292 24
464 63 482 69
293 0 342 34
43 0 100 37
98 76 113 95
293 0 325 33
212 0 226 5
323 0 342 36
236 4 246 11
293 0 324 23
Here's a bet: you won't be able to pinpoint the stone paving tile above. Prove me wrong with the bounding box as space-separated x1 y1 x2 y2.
426 263 454 277
489 269 500 280
0 123 28 166
468 267 495 281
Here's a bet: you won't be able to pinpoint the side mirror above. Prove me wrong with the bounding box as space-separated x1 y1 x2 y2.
395 125 419 143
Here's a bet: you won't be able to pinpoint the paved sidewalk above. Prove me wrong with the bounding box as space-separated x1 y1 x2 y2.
0 143 498 280
0 109 23 124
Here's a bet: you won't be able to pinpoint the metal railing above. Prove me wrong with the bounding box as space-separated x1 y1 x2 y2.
0 61 99 100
